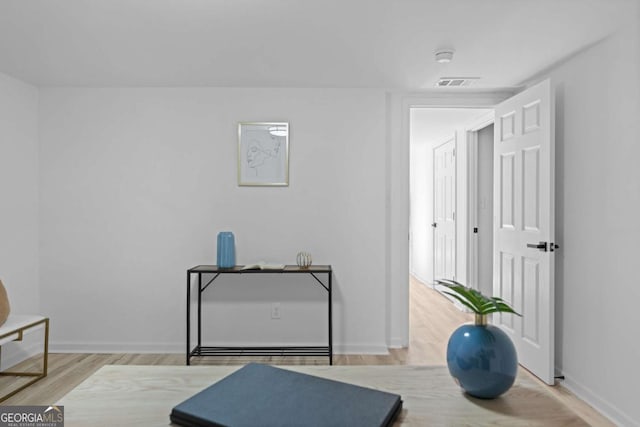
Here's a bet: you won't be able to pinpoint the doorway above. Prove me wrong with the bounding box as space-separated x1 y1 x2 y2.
409 107 492 289
406 80 556 385
408 107 493 363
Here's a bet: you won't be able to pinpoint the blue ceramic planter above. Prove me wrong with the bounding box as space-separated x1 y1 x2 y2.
447 322 517 399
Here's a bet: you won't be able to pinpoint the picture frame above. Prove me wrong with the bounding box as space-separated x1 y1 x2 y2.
238 122 289 187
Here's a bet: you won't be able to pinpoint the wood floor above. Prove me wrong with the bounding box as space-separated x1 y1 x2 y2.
1 277 612 425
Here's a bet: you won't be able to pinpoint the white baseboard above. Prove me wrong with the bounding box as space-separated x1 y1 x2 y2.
562 371 637 427
50 341 184 354
410 272 432 286
333 344 389 355
388 337 407 349
50 341 390 356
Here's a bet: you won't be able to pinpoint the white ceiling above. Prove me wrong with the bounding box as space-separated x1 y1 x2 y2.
0 0 634 88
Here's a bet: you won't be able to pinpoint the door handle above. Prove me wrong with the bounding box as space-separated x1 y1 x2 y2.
527 241 548 252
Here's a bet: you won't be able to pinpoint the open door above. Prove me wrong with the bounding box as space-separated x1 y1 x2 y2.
493 79 555 385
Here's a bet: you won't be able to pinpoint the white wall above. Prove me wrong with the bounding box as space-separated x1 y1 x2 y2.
527 11 640 425
409 138 435 284
0 72 40 370
409 124 442 283
0 72 39 314
38 88 388 354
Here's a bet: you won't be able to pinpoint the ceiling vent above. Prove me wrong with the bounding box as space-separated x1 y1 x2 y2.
436 77 479 87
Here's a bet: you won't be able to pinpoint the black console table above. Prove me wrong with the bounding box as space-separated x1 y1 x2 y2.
186 265 333 365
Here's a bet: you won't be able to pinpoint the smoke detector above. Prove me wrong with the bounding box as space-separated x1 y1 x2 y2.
435 49 454 63
435 77 480 87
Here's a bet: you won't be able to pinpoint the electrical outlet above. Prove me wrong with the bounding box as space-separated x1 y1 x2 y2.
271 302 281 319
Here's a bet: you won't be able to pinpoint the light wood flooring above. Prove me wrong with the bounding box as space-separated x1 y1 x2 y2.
1 277 612 425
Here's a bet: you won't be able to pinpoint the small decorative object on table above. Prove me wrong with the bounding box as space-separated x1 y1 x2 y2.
436 279 520 399
296 252 312 268
216 232 236 268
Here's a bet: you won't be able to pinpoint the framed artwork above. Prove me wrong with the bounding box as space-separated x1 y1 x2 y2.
238 122 289 186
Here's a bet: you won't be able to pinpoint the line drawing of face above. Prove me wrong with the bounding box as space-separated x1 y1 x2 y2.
246 137 281 172
247 139 268 168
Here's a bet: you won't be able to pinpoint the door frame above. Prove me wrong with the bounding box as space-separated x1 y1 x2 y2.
390 91 513 348
465 111 495 291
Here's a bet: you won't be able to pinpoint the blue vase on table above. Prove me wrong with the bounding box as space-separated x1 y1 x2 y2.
216 232 236 268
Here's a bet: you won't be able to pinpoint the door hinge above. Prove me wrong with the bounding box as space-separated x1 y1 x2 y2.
473 227 478 233
452 211 455 221
452 148 456 157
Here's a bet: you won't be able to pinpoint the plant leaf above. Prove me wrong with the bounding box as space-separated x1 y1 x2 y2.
441 290 481 313
436 279 520 316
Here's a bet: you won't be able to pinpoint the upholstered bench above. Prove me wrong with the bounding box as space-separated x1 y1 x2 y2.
0 315 49 402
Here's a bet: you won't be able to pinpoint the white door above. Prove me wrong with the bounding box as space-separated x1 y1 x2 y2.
433 137 456 282
493 79 555 385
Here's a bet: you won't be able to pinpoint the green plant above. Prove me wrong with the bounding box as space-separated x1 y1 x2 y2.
436 279 521 316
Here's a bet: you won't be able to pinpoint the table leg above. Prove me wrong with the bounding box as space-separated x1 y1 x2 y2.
186 271 191 365
198 272 202 356
329 271 333 365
